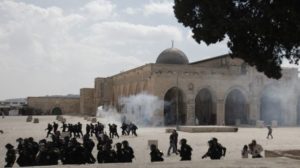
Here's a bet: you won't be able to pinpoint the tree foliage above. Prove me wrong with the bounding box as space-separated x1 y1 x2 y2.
174 0 300 79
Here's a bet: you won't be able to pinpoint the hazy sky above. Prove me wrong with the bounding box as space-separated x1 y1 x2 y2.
0 0 232 100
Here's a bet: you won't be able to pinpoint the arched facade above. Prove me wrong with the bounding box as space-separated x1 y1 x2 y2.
163 87 186 126
51 107 62 115
29 48 299 125
195 88 216 125
224 87 249 125
260 85 283 125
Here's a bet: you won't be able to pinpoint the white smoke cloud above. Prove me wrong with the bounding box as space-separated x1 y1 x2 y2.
97 92 164 126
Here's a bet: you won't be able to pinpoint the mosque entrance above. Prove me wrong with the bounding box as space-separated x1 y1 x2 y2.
225 89 248 125
195 89 216 125
260 87 282 125
164 87 186 126
52 107 62 115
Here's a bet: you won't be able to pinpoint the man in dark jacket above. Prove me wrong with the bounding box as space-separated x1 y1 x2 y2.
150 144 164 162
122 140 135 162
46 123 53 138
202 138 226 160
167 129 178 156
178 138 192 161
5 143 16 167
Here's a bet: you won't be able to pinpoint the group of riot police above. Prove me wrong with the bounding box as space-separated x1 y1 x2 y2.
47 122 85 138
4 121 229 167
4 130 135 167
121 122 138 136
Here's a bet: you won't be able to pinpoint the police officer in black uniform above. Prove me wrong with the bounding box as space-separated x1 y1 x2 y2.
150 144 164 162
178 138 192 161
5 143 16 167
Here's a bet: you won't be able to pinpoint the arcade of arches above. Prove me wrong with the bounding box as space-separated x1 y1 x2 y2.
27 48 299 126
163 86 300 126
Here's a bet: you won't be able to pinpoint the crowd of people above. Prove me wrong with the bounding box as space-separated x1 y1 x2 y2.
4 120 266 167
4 120 138 167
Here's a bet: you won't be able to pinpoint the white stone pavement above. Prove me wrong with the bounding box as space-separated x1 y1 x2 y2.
1 116 300 167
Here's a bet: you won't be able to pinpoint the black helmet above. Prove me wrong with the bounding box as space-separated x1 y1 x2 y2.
150 144 157 150
5 143 14 149
180 138 187 144
122 140 129 146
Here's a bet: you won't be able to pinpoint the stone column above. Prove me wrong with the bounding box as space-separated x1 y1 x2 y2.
216 99 225 125
249 96 260 123
186 101 195 125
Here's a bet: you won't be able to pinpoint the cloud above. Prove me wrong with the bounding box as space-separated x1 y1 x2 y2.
123 7 141 15
80 0 116 20
90 21 182 42
144 1 174 16
0 0 184 99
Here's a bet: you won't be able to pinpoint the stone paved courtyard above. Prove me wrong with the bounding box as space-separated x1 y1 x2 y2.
1 115 300 167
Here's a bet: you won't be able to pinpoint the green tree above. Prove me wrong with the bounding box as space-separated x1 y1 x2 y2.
174 0 300 79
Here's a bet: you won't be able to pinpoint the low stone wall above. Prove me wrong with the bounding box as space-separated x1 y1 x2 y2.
265 150 300 160
178 126 238 133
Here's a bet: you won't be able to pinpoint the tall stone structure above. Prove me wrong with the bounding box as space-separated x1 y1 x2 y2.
28 47 300 126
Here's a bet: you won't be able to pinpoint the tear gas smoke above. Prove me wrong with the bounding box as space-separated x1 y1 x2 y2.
97 92 164 126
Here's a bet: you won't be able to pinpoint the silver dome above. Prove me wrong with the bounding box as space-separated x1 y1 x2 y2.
156 48 189 65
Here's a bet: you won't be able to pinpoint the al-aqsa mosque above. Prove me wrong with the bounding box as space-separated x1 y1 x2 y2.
28 47 300 126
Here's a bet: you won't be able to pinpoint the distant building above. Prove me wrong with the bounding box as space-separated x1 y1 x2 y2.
27 48 300 126
0 98 27 115
27 95 80 115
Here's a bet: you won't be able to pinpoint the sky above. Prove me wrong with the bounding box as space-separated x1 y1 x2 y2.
0 0 233 100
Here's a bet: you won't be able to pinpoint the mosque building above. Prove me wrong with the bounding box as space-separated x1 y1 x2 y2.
28 47 300 126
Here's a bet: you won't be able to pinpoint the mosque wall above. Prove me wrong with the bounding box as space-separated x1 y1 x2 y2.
80 88 95 116
149 58 300 126
26 48 300 126
27 97 80 115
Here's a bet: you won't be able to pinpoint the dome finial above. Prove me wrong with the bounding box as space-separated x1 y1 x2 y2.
171 40 174 48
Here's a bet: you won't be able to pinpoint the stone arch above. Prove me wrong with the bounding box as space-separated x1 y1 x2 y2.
163 87 186 126
260 84 283 125
195 88 217 125
224 86 249 125
51 107 62 115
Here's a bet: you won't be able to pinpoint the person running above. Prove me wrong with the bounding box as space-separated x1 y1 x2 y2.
266 125 273 139
167 129 178 156
45 123 53 138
